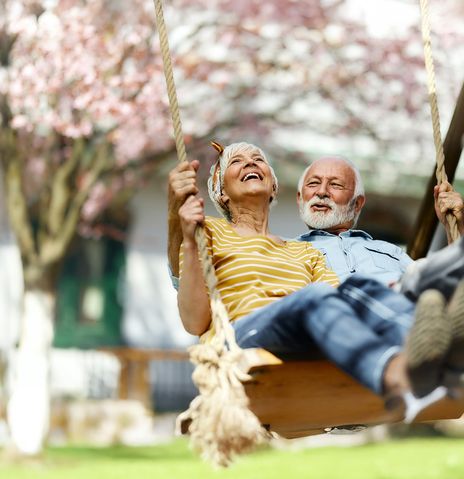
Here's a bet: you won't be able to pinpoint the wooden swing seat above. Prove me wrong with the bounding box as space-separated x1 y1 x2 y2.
241 348 464 439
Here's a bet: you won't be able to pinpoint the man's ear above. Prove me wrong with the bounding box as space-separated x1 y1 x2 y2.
296 190 301 204
355 195 366 214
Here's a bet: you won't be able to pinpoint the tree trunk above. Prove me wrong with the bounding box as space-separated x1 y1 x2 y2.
7 287 55 456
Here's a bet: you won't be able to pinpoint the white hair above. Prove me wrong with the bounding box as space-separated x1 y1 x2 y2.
299 195 361 229
297 155 364 199
207 142 279 220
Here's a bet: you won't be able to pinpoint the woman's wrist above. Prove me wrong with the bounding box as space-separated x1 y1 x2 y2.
182 239 198 251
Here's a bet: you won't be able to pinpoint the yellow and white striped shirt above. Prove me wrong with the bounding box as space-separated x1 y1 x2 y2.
180 217 339 342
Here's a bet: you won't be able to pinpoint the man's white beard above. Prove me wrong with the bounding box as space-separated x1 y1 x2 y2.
299 196 358 230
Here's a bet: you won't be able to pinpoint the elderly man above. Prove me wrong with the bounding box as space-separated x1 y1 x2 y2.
295 155 464 300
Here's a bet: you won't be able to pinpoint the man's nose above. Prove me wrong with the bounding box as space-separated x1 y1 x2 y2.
315 181 329 198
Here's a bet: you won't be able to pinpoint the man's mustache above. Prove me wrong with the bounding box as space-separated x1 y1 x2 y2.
306 197 335 209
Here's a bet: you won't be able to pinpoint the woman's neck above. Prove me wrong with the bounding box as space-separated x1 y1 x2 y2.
229 206 269 236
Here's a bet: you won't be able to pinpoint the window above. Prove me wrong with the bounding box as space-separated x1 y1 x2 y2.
54 235 125 349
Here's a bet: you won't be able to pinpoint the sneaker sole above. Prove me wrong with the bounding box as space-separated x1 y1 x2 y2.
446 280 464 371
406 289 452 397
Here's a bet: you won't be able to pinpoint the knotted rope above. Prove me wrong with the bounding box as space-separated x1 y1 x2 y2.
153 0 267 467
419 0 460 241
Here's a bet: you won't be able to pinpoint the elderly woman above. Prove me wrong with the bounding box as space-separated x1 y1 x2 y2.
177 142 463 411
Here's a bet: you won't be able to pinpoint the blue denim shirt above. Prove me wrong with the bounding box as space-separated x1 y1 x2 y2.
168 264 180 290
296 229 413 285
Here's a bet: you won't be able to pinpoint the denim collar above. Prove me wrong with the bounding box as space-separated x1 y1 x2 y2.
297 229 373 241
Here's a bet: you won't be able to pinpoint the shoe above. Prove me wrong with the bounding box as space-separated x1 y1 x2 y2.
400 236 464 301
443 280 464 389
383 352 408 416
406 289 452 397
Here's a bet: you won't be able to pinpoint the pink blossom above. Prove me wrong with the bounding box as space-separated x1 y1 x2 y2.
2 0 463 223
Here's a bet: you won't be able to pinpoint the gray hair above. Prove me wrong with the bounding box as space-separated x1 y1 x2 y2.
297 155 364 199
207 142 279 220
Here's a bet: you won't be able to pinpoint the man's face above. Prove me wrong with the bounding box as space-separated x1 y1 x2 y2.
297 158 364 232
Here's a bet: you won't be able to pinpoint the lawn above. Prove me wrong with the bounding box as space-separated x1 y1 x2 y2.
1 437 464 479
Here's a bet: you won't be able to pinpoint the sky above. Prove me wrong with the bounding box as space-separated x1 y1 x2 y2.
343 0 419 37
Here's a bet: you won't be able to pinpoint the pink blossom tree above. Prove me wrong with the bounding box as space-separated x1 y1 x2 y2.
0 0 462 455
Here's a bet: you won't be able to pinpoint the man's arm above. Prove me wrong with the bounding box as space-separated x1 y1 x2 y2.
167 160 200 277
434 182 464 243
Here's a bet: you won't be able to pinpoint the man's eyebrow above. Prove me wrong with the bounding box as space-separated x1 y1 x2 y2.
307 174 345 180
305 175 348 184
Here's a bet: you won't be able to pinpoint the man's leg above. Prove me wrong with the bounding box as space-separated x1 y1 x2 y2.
337 275 415 345
400 235 464 301
302 277 416 395
336 275 454 397
234 278 414 395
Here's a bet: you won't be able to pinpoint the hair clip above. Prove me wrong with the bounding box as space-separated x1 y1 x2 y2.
210 141 224 154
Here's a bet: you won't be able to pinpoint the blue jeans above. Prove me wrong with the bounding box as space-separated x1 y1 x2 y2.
233 275 415 394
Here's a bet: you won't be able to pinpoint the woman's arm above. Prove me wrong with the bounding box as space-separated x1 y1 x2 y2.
311 248 340 287
177 195 212 335
167 160 200 277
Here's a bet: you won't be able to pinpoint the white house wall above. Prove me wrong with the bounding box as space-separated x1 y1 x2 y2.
123 179 307 350
123 182 194 349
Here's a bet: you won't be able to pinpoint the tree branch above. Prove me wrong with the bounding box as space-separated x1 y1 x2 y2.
39 141 111 265
46 137 85 237
0 128 38 264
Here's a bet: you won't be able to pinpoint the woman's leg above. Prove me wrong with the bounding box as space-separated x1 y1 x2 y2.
233 284 324 358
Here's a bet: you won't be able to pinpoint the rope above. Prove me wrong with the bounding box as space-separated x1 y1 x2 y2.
153 0 187 164
419 0 460 241
153 0 267 467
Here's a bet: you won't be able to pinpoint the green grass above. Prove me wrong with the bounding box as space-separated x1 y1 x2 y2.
1 437 464 479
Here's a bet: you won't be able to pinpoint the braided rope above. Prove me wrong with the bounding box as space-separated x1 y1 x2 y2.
153 0 267 466
153 0 187 164
419 0 460 241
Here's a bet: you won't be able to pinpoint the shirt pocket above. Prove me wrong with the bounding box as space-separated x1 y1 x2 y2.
363 246 401 270
317 247 332 270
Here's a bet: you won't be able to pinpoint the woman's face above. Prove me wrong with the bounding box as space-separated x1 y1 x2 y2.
221 148 275 208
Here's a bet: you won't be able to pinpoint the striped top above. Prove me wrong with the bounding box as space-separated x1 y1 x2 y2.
180 217 339 342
